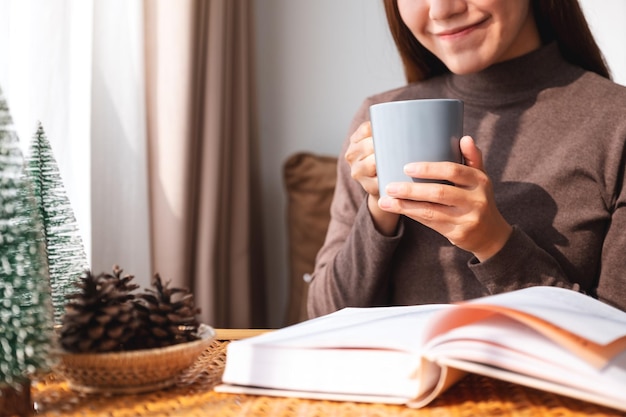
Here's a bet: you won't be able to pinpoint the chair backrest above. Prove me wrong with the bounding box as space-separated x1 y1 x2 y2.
283 152 337 325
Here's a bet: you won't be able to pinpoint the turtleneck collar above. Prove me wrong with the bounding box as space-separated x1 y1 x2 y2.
445 42 579 105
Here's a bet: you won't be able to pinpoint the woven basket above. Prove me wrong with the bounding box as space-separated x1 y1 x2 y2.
55 324 215 394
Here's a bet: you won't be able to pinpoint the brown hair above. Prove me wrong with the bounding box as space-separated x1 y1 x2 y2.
382 0 611 83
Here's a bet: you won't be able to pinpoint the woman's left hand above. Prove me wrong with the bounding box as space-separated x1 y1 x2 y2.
378 136 512 262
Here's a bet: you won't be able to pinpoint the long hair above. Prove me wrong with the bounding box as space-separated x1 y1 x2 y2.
382 0 611 83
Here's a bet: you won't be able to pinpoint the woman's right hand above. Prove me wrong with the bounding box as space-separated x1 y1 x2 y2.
344 121 400 235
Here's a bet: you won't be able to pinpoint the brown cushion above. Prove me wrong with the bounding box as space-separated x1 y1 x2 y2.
283 152 337 325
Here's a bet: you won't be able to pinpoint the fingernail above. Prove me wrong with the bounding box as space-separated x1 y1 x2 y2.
386 184 398 194
379 196 392 208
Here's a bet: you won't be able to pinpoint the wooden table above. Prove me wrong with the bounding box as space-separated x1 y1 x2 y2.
30 330 625 417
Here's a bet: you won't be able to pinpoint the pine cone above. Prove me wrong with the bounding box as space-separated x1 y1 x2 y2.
60 265 140 353
130 273 201 349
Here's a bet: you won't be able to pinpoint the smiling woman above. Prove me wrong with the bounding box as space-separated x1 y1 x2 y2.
396 0 541 74
307 0 626 318
0 1 625 330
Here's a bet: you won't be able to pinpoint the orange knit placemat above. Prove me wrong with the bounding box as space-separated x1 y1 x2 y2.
32 339 623 417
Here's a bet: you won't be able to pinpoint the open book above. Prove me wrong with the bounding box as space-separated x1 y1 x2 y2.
216 286 626 412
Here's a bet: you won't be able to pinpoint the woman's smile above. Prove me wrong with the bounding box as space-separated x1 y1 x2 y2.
433 16 490 40
397 0 541 74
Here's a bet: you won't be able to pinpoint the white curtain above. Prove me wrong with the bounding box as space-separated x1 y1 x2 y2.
0 0 267 328
0 0 93 258
0 0 152 287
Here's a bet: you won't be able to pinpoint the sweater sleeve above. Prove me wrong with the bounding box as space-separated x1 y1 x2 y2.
470 103 626 312
593 125 626 311
307 99 403 318
595 199 626 310
467 226 581 294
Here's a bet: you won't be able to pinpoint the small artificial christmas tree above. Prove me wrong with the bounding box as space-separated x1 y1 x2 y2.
0 88 55 415
24 123 89 324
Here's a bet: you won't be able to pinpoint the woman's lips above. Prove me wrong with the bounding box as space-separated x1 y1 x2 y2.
435 17 489 40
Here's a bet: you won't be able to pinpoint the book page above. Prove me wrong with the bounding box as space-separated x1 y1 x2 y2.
221 304 454 402
220 286 626 408
240 303 452 352
424 315 626 397
421 286 626 367
437 356 626 413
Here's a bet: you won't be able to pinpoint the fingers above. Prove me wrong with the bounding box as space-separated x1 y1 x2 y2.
403 161 466 185
349 121 372 144
374 135 511 259
401 136 485 187
383 181 464 209
379 196 461 225
355 153 377 179
345 121 373 164
379 182 482 243
345 121 379 196
460 136 484 172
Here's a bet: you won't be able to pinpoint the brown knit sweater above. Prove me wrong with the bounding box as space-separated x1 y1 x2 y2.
308 43 626 317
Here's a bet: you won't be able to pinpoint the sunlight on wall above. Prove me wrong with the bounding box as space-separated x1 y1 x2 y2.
580 0 626 85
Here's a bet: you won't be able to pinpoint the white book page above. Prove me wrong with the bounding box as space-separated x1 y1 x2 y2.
425 315 625 392
438 357 626 413
234 304 452 352
419 287 626 368
222 304 456 401
462 286 626 344
223 341 424 398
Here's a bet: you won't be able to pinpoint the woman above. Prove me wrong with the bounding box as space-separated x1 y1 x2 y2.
307 0 626 317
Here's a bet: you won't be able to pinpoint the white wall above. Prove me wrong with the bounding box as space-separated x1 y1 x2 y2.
580 0 626 86
254 0 626 327
254 0 404 326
